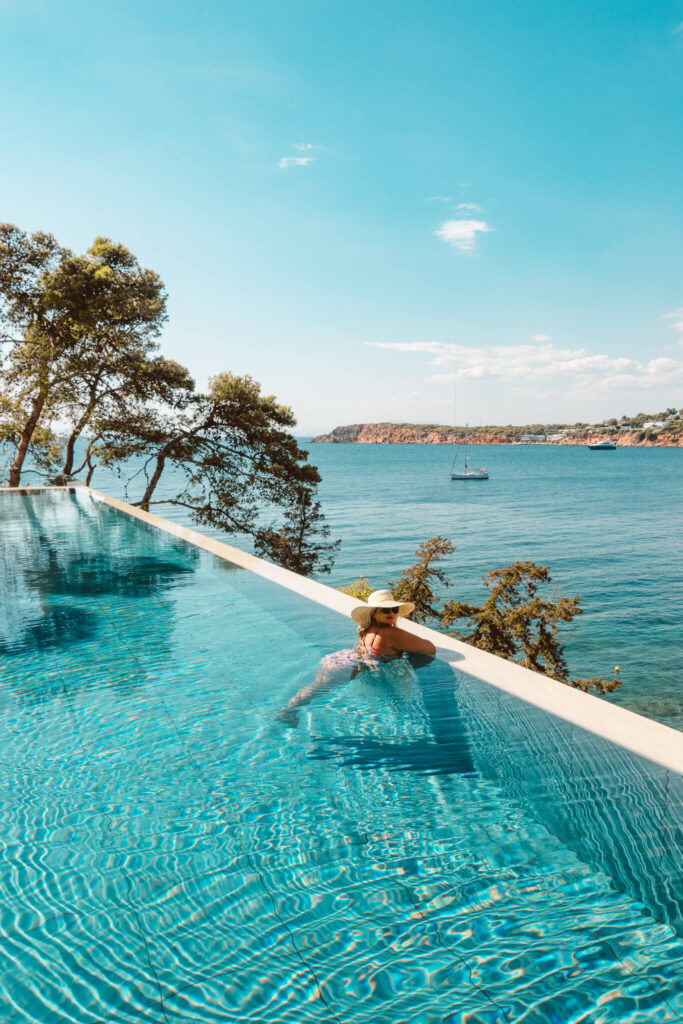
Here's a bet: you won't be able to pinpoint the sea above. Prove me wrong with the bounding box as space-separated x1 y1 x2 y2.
60 441 683 732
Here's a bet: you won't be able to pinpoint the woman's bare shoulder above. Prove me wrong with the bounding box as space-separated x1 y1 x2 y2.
392 626 436 655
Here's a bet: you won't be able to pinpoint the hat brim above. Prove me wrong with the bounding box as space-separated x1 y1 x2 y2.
350 601 415 625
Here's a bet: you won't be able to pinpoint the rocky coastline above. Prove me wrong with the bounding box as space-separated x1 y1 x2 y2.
311 422 683 447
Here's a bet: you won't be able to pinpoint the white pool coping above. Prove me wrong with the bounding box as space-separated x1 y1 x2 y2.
3 483 683 776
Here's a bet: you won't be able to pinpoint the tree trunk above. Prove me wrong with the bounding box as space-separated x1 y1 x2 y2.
62 378 101 478
8 392 47 487
140 452 167 509
62 407 94 478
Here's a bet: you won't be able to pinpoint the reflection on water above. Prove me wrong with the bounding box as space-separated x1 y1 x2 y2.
25 552 195 598
0 604 97 656
0 491 198 700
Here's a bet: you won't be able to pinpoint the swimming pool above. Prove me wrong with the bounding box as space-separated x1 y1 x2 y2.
1 489 681 1022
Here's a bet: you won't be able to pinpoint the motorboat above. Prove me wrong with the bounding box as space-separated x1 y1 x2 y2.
587 439 617 450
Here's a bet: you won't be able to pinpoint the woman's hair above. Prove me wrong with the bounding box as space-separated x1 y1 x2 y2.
357 610 379 652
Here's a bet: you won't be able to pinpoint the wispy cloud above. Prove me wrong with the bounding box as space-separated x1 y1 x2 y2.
673 21 683 34
663 308 683 340
278 142 318 168
532 333 551 342
435 219 493 253
456 202 484 213
278 156 313 168
365 340 683 393
426 195 452 202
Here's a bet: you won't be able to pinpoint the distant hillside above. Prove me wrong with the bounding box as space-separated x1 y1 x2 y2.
312 411 683 447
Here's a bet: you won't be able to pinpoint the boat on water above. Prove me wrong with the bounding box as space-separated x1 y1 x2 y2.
450 426 489 480
587 439 617 450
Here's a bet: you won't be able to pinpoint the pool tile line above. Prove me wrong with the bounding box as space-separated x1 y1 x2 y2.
396 878 513 1023
243 849 346 1024
99 590 344 1022
11 482 677 777
93 588 251 1020
117 840 172 1024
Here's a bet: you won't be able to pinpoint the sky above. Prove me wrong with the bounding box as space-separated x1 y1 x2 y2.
1 0 682 433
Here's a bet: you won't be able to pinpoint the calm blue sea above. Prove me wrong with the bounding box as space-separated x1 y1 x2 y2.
90 441 681 730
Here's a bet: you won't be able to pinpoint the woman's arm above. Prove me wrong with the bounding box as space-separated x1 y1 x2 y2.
391 627 436 656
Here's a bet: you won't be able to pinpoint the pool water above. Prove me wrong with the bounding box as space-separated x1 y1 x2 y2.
0 490 681 1023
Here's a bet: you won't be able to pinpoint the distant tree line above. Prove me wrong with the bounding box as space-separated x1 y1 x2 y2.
342 539 622 696
0 223 338 576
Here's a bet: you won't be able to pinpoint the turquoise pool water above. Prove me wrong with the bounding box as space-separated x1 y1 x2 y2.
0 489 681 1023
88 442 683 730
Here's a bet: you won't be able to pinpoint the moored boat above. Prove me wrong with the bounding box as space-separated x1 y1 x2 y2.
450 425 489 480
587 439 617 450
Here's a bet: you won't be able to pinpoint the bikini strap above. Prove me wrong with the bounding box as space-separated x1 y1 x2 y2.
365 631 381 652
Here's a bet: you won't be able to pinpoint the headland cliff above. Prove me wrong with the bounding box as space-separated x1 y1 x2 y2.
312 418 683 447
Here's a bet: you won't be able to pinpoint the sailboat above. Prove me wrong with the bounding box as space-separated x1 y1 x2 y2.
450 425 489 480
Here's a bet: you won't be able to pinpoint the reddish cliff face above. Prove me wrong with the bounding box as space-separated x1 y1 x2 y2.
312 424 494 444
311 424 683 447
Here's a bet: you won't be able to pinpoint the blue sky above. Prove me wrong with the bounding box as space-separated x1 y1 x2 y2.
2 0 682 432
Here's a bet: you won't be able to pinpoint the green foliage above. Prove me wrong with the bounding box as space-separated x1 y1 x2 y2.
1 223 339 578
441 560 622 694
107 370 336 576
342 542 623 695
255 487 340 576
0 223 168 486
442 561 578 679
570 668 622 695
338 577 373 601
389 536 455 623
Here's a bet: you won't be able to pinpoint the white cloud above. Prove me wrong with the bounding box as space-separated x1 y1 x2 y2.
426 195 452 202
435 219 493 253
278 142 319 168
532 333 551 342
364 340 683 393
278 156 313 168
663 308 683 339
456 202 484 213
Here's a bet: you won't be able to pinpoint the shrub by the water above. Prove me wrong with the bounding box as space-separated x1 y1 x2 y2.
342 539 622 696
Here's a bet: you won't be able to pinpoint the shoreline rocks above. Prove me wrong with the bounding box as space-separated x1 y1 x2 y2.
311 423 683 447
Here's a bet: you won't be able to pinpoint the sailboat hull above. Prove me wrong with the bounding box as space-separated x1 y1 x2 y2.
449 421 489 480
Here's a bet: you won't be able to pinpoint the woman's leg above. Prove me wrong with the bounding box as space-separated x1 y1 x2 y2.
277 661 361 727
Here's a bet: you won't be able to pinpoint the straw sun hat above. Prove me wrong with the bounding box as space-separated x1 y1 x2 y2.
350 590 415 629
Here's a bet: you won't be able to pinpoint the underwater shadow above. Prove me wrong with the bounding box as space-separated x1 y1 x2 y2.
308 657 477 777
309 733 476 776
0 605 97 656
26 553 197 599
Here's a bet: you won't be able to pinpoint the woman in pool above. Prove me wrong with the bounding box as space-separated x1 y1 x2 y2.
278 590 436 725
